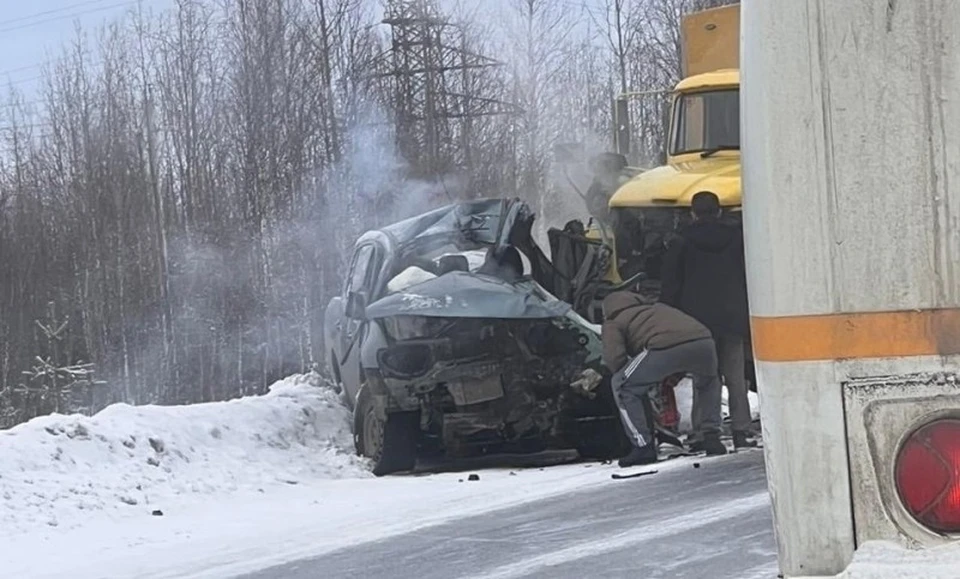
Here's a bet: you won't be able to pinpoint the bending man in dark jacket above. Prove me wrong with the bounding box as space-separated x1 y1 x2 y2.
660 191 756 449
601 290 727 467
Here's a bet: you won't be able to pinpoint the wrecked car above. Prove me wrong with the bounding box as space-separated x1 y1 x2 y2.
324 198 631 475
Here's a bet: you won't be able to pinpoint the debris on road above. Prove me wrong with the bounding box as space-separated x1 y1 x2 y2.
611 470 658 480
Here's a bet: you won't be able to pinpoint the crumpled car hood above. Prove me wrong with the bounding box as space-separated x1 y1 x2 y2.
365 271 571 320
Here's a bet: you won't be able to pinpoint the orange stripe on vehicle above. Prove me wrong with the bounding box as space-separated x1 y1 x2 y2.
750 308 960 362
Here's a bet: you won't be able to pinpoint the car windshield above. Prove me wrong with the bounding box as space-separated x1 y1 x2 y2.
670 89 740 155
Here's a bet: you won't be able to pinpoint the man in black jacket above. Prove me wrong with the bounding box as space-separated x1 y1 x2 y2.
660 191 757 449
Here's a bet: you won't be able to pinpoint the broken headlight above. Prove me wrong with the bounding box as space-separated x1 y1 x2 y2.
378 344 434 378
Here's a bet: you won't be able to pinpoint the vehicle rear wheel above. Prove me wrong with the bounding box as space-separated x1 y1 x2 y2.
354 384 419 476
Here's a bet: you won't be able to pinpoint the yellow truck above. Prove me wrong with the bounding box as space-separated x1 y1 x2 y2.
604 3 741 280
549 3 743 317
556 3 752 384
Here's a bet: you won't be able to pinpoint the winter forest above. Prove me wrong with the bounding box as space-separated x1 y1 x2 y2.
0 0 735 427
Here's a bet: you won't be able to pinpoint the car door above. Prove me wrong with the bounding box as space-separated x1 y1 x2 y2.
337 242 381 396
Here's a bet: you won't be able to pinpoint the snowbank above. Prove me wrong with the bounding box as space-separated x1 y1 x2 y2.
832 540 960 579
0 371 769 579
0 372 369 535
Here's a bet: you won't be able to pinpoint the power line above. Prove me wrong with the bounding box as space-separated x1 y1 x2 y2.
1 60 107 89
0 0 119 28
0 0 140 35
0 63 50 77
0 58 108 85
0 0 146 83
0 100 45 109
0 59 68 79
0 122 53 132
0 118 158 132
2 75 45 88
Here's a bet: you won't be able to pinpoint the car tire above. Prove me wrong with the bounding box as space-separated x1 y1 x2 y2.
570 379 631 461
354 384 419 476
575 421 630 460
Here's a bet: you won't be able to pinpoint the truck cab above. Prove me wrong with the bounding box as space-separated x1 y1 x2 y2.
602 4 742 281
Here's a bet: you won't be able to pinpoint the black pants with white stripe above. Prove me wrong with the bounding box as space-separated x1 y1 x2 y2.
610 338 722 448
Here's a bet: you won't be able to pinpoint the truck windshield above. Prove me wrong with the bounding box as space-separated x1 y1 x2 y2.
670 89 740 156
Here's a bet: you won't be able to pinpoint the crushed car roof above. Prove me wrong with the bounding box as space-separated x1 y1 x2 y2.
369 197 532 255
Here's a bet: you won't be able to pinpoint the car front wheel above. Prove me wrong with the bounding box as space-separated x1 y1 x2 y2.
354 384 419 476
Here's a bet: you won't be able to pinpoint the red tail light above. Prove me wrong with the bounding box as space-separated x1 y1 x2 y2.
895 419 960 533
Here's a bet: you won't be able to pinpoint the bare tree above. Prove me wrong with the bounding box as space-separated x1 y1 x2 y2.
0 0 736 428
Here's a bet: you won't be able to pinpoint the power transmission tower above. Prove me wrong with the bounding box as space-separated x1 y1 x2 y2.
377 0 520 180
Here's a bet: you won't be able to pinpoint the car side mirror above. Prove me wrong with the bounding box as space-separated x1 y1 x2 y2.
345 291 367 320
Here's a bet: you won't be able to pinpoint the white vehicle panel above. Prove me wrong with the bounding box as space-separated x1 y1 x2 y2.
743 0 960 576
755 360 854 575
742 0 960 319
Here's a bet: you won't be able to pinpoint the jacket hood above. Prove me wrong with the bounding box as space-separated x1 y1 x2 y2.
683 221 740 253
602 292 649 321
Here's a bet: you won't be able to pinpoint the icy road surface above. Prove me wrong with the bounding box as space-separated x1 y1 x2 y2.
239 449 777 579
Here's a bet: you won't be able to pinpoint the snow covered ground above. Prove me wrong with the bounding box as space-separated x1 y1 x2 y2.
1 374 369 535
1 372 953 579
0 373 698 579
831 540 960 579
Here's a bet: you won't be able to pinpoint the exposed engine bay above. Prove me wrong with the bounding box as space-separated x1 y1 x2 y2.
376 313 619 458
